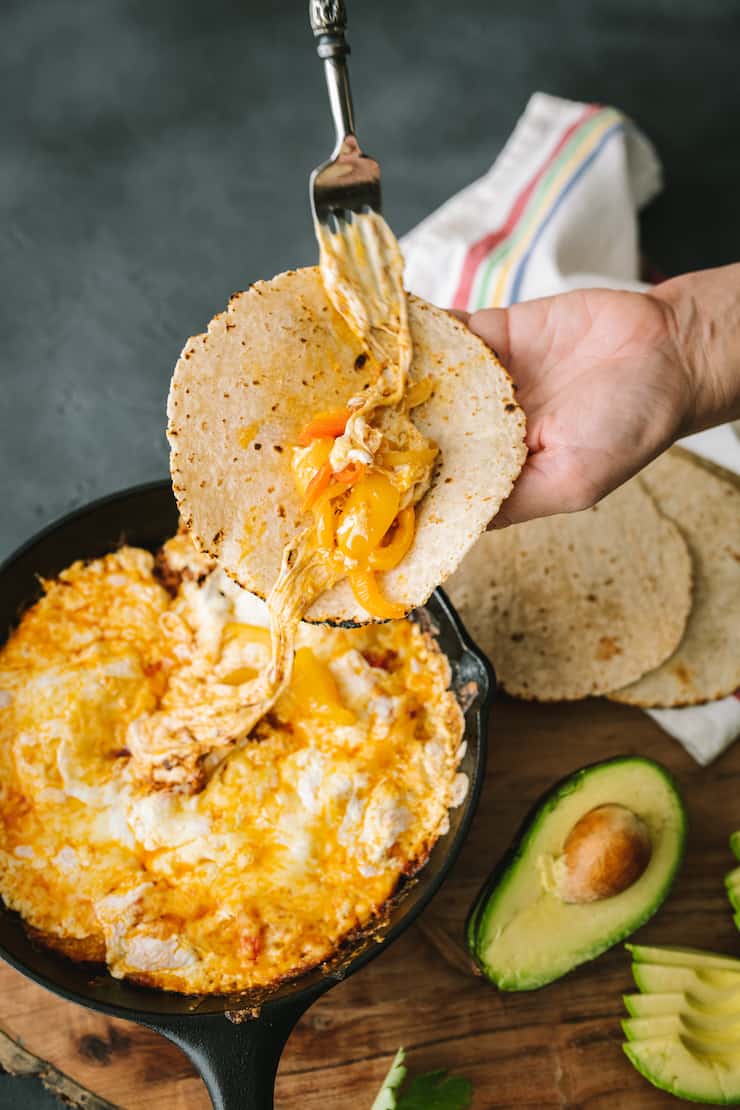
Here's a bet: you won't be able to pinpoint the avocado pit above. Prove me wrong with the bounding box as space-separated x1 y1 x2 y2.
558 804 652 904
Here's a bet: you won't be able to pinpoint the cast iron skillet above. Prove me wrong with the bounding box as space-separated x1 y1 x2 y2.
0 481 493 1109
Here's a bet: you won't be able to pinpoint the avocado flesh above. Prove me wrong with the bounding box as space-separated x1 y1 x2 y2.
625 1037 740 1105
731 831 740 861
726 868 740 913
623 945 740 1102
625 992 740 1020
469 757 685 990
629 945 740 973
633 964 740 997
624 1014 740 1043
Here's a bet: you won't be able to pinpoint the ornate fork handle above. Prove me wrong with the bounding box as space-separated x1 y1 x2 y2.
309 0 355 149
309 0 348 48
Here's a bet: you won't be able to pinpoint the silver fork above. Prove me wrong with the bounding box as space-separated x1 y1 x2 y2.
308 0 381 231
308 1 410 398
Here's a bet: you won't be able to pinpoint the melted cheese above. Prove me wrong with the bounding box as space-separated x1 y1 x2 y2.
0 537 465 993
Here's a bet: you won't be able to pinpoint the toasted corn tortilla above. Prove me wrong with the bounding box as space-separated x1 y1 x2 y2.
446 479 692 701
168 266 526 623
610 448 740 707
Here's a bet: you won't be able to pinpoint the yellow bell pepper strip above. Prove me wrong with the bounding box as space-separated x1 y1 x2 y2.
336 474 401 562
348 569 406 620
379 446 439 470
297 408 351 446
369 506 415 571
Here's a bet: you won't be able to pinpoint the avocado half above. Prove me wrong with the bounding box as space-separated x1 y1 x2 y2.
623 944 740 1104
466 756 686 991
726 832 740 929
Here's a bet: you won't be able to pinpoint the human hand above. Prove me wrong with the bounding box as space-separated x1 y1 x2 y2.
462 287 695 527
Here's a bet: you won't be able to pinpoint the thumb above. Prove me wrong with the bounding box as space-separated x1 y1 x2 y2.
467 307 511 367
489 448 599 528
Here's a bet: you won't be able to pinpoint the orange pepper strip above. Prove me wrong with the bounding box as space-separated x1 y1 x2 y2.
348 569 406 621
297 408 351 446
301 461 333 511
334 461 366 486
369 506 415 571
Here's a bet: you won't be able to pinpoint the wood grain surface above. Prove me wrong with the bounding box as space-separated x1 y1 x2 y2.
1 695 738 1108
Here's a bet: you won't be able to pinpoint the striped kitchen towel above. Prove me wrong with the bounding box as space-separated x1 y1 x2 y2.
401 92 740 765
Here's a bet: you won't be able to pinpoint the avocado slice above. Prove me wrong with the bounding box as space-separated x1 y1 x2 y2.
623 1014 740 1043
625 992 740 1020
633 963 740 997
467 757 686 990
629 945 740 973
731 831 740 862
624 1036 740 1105
726 868 740 914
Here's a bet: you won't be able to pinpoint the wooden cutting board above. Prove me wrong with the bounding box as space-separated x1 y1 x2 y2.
2 696 738 1108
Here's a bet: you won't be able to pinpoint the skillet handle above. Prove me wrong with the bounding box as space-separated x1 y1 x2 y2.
143 998 311 1110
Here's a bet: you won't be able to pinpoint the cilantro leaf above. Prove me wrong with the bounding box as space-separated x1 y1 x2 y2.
396 1069 473 1110
371 1047 408 1110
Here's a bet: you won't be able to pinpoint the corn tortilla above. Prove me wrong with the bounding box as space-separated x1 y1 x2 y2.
446 479 692 701
610 448 740 707
168 266 527 623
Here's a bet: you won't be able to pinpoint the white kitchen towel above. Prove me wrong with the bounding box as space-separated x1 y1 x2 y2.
401 91 740 765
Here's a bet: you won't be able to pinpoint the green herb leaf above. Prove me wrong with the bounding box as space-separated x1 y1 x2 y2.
396 1069 473 1110
371 1047 407 1110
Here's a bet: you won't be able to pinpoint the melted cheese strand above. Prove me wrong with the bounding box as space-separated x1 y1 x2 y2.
315 212 413 475
127 211 431 791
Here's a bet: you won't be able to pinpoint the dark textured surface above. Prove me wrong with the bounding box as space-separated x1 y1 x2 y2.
2 0 740 568
0 0 739 1105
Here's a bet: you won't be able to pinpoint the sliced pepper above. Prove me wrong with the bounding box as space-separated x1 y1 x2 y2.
297 408 351 446
369 506 415 571
292 437 333 496
301 460 333 512
333 461 366 486
348 569 406 621
336 473 401 562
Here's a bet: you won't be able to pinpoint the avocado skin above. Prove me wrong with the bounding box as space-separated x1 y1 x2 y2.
623 1041 740 1105
465 756 687 991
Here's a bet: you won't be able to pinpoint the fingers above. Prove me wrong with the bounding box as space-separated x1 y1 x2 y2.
488 448 605 529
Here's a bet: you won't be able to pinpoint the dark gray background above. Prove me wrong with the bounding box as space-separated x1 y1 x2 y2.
0 0 739 1105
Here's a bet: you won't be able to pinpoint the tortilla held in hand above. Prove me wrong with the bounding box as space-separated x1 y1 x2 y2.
168 266 526 623
610 448 740 707
446 479 692 701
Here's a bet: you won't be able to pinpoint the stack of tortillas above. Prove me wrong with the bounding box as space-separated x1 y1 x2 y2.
447 447 740 707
